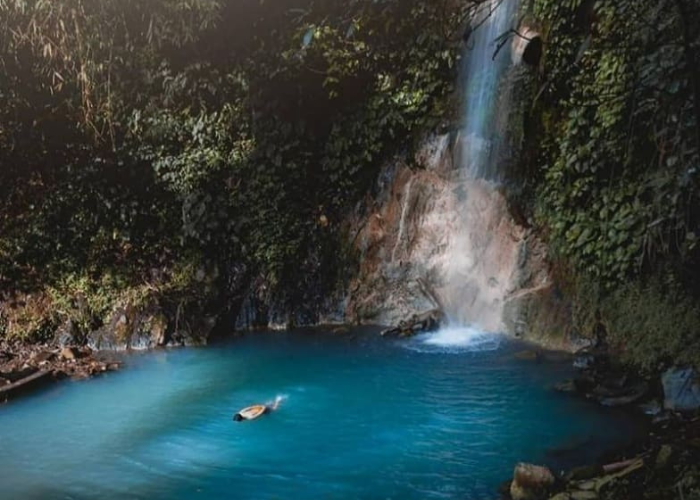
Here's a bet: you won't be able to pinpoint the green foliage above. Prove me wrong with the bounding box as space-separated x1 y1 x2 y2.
0 0 468 335
527 0 700 368
532 0 700 287
567 270 700 371
602 278 700 371
0 248 209 342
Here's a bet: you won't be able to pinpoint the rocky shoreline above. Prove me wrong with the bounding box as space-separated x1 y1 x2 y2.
502 346 700 500
0 341 123 404
502 412 700 500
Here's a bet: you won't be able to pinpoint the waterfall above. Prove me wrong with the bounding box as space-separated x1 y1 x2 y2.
440 0 524 331
347 0 551 337
461 0 520 180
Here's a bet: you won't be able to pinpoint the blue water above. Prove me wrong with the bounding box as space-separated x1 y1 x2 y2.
0 328 644 500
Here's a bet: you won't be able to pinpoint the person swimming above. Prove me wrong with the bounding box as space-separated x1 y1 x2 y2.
233 395 283 422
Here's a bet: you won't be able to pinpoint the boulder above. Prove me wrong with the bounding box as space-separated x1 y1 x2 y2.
573 355 595 370
149 313 168 346
380 308 444 338
597 382 648 407
554 380 577 393
655 444 673 469
60 347 80 360
130 312 171 350
510 463 556 500
54 320 79 347
662 367 700 411
86 307 134 351
87 326 128 351
638 400 662 416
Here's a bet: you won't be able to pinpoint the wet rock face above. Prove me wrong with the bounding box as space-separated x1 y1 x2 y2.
345 134 553 337
511 26 543 67
86 307 173 351
662 367 700 411
380 308 444 338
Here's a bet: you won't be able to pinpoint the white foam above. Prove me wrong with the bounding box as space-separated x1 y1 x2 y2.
405 327 502 353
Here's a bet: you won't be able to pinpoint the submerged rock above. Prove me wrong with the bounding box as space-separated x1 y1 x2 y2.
638 400 663 416
553 380 577 393
597 382 648 407
515 350 541 362
546 436 594 461
573 355 595 370
510 462 556 500
662 367 700 411
565 464 604 481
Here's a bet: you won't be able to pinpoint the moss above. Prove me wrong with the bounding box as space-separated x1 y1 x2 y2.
601 279 700 372
0 293 58 342
0 250 211 343
560 267 700 372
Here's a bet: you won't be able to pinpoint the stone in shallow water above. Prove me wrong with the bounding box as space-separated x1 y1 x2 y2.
549 494 571 500
511 462 556 500
573 355 595 370
515 350 541 362
566 464 604 481
662 367 700 411
638 400 662 416
554 380 577 393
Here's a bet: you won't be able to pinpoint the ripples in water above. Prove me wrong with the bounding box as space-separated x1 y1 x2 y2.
0 328 644 500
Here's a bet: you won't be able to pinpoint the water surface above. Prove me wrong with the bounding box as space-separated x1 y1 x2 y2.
0 328 643 499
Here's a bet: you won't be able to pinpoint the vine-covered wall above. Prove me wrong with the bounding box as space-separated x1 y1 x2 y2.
528 0 700 369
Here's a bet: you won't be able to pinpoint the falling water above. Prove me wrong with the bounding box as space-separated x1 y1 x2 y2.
439 0 524 331
461 0 520 180
346 0 546 337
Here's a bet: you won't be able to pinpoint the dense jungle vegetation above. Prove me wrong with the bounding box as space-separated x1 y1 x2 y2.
0 0 465 338
1 0 699 370
526 0 700 369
